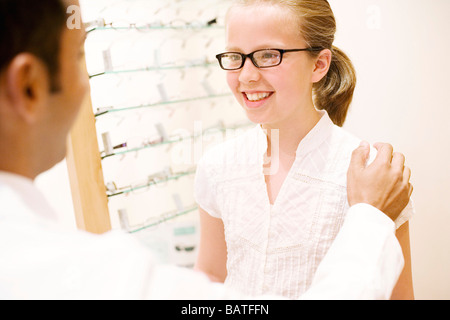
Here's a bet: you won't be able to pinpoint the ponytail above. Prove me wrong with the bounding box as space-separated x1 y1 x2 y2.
313 46 357 127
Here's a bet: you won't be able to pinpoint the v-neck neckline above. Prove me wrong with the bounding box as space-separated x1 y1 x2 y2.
264 154 299 208
256 110 334 209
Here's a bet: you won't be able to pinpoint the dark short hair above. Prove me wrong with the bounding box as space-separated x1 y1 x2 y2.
0 0 67 92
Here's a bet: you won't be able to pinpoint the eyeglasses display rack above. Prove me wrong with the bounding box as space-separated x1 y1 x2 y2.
66 0 250 267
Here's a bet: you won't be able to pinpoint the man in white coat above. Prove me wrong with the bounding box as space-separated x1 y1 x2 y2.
0 0 413 300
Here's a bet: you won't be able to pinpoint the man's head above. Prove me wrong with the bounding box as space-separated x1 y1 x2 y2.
0 0 88 179
0 0 67 91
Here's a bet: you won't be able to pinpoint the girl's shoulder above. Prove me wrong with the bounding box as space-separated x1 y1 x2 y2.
331 125 380 165
329 125 363 154
329 125 381 163
309 125 377 187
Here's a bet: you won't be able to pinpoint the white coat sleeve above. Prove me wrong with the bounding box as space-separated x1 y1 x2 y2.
145 203 403 300
300 203 404 300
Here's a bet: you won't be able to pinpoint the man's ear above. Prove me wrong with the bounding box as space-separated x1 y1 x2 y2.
5 53 50 124
311 49 332 84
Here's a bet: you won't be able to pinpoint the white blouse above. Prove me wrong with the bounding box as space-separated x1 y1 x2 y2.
194 111 414 299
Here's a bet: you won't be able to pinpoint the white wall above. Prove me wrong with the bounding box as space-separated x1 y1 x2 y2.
329 0 450 299
37 0 450 299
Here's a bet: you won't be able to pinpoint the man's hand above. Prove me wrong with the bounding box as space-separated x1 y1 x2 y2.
347 141 413 222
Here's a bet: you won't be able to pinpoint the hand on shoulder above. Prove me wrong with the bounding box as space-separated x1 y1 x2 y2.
347 141 413 222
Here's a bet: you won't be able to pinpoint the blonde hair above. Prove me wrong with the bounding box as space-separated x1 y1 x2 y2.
231 0 356 127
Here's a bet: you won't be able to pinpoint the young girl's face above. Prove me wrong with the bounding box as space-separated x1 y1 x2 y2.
225 4 316 127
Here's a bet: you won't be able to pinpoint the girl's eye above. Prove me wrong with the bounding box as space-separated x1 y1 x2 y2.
262 53 276 59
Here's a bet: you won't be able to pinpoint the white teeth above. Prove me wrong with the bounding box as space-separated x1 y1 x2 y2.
245 92 271 102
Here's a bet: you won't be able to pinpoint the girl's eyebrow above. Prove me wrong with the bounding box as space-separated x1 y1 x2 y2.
225 42 289 53
225 46 241 52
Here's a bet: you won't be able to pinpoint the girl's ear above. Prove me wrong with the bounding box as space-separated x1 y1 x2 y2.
311 49 332 84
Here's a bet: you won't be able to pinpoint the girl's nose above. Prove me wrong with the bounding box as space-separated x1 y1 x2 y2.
238 58 261 84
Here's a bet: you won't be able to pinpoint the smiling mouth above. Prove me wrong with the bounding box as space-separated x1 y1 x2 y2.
243 92 273 102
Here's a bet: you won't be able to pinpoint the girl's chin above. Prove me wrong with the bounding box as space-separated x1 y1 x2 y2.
244 110 273 125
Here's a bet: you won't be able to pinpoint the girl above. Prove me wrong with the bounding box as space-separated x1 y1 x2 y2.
194 0 414 299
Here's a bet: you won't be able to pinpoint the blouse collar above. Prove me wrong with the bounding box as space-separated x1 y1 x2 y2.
255 110 335 160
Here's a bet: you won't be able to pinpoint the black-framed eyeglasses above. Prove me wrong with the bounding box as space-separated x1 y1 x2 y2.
215 47 323 71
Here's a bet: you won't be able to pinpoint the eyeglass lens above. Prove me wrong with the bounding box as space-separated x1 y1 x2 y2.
219 49 282 70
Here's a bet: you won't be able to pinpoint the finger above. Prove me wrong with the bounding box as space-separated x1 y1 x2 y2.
349 141 370 170
373 142 387 150
373 143 394 165
403 166 411 184
408 183 414 198
392 152 406 170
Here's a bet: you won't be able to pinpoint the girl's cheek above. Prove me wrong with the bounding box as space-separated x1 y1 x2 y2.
226 72 237 90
